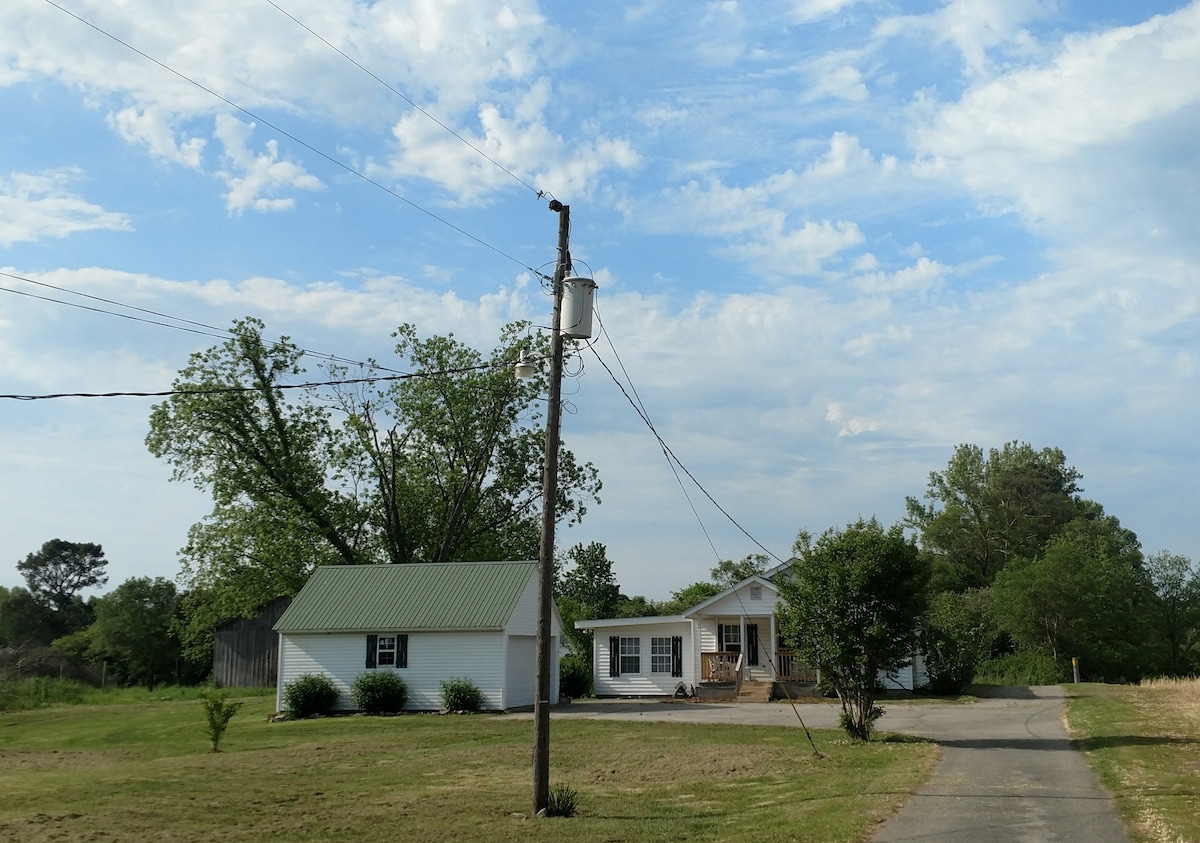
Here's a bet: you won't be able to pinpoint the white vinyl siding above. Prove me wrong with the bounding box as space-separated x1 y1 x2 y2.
278 631 508 711
590 620 693 697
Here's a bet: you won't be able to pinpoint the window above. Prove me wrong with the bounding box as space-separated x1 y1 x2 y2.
377 636 397 666
719 623 741 653
620 637 641 674
365 633 408 669
651 637 672 673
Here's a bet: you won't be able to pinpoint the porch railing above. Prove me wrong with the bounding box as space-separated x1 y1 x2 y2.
775 648 817 682
701 651 743 683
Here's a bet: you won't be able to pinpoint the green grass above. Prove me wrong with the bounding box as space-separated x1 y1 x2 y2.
0 693 938 842
1065 679 1200 843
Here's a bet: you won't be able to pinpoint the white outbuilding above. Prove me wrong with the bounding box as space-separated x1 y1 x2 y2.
273 561 561 712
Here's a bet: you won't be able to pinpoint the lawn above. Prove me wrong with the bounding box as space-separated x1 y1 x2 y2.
0 693 939 842
1066 679 1200 843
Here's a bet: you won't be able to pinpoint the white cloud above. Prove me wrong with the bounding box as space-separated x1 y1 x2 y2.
877 0 1057 77
214 115 323 214
790 0 867 25
911 3 1200 251
0 169 131 246
108 106 205 169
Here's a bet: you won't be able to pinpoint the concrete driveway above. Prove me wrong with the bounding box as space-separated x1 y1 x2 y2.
527 686 1129 842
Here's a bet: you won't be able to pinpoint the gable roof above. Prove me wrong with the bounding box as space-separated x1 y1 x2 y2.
682 574 780 617
273 561 537 633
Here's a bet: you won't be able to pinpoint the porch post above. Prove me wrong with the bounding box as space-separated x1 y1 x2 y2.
769 613 777 679
739 615 746 679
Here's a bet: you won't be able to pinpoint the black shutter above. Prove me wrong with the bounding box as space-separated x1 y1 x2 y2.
671 636 683 678
609 636 620 677
365 634 377 669
398 634 408 669
717 624 725 651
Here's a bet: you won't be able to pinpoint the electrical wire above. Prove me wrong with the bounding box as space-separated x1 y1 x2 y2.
39 0 548 279
0 360 505 401
0 270 407 375
588 319 785 566
263 0 548 201
590 310 821 755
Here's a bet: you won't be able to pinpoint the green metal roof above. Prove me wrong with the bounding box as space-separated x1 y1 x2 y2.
273 561 537 633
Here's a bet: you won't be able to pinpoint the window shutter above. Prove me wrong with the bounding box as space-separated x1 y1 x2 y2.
365 634 377 669
398 634 408 669
671 636 683 678
609 636 620 677
717 624 725 651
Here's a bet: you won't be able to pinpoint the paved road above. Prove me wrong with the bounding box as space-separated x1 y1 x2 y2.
526 686 1129 842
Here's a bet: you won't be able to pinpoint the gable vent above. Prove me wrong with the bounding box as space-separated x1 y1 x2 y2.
749 586 762 601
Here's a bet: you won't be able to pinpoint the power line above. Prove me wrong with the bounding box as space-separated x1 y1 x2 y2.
587 312 786 566
0 270 406 374
0 361 503 401
263 0 548 201
39 0 549 279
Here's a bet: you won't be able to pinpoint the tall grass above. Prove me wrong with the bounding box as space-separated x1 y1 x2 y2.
0 678 269 712
1067 679 1200 843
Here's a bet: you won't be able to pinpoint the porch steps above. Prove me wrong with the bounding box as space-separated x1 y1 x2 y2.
736 680 772 704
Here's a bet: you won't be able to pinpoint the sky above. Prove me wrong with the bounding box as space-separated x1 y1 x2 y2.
2 0 1199 602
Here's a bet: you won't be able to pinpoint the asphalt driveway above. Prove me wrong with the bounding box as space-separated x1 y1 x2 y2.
527 685 1129 842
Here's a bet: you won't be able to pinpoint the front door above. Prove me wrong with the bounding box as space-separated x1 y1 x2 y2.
746 623 760 667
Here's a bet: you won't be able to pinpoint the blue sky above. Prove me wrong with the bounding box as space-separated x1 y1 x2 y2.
2 0 1198 600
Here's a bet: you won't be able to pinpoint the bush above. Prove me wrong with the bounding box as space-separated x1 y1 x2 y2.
544 783 579 818
558 653 592 699
351 671 408 713
974 651 1064 686
440 677 485 712
200 690 242 752
282 673 340 718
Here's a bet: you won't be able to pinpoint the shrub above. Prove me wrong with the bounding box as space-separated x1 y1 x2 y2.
282 673 340 718
351 671 408 713
558 653 592 699
440 677 485 712
200 690 242 752
974 651 1064 686
544 783 579 818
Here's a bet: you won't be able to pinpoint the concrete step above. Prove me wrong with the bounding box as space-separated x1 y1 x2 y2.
736 681 772 703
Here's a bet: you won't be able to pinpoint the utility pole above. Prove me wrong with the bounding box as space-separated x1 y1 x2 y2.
532 199 569 817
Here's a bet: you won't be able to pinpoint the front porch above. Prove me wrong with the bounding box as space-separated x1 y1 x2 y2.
700 648 817 684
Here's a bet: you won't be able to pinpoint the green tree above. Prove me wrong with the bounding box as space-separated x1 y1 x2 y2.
920 589 996 695
991 515 1149 682
778 518 929 741
557 542 621 619
149 319 600 637
710 553 769 589
17 539 108 613
658 581 722 615
0 586 69 647
1142 551 1199 676
89 577 186 689
906 442 1083 591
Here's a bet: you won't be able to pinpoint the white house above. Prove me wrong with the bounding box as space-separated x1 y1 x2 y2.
273 561 561 712
575 563 926 698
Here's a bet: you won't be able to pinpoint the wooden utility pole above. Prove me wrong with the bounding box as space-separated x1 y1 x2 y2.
532 199 569 816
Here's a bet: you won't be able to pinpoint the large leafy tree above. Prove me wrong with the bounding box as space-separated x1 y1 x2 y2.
991 513 1149 682
88 577 189 689
17 539 108 612
148 318 600 627
1144 551 1200 676
778 518 929 741
906 442 1084 591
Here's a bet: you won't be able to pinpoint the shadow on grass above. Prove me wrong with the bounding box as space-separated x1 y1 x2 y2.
1074 734 1200 751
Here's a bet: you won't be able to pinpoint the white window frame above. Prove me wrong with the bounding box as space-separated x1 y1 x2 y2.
377 635 397 667
619 637 641 674
651 637 672 674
